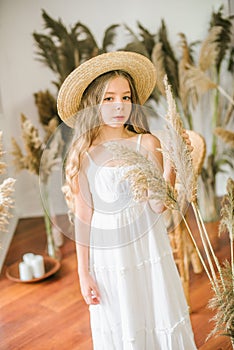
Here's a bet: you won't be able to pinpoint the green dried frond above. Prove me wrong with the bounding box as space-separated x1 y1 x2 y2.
122 24 149 57
157 20 179 97
41 9 68 39
33 33 60 73
214 127 234 148
227 47 234 74
102 24 120 52
219 178 234 239
34 90 58 127
72 22 99 62
209 6 232 73
33 10 99 87
199 26 223 71
137 22 155 56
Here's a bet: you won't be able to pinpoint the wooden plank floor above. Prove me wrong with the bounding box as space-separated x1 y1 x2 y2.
0 214 233 350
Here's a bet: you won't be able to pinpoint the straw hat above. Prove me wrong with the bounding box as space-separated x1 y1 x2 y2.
57 51 157 127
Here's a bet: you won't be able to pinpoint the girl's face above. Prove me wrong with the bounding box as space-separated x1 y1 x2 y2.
100 76 132 128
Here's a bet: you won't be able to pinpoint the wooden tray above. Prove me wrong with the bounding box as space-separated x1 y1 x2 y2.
5 256 61 283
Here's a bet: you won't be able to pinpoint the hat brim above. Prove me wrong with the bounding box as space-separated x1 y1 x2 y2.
57 51 157 128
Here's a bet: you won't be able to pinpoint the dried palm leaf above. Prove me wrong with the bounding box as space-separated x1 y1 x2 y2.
157 20 179 97
121 24 149 57
137 22 155 55
34 90 58 127
72 22 99 62
199 26 223 71
33 10 99 88
102 24 120 52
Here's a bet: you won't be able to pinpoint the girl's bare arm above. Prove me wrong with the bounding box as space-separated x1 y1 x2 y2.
74 170 100 305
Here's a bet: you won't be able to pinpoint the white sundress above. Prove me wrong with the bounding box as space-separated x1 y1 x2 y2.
85 134 197 350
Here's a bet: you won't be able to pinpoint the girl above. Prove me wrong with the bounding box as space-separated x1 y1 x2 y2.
58 51 197 349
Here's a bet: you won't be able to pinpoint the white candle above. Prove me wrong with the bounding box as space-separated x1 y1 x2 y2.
23 253 35 265
31 255 45 278
19 262 33 281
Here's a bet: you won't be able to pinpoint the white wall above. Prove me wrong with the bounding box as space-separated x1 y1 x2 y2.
0 0 227 218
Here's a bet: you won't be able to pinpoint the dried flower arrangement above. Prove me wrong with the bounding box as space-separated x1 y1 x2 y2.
107 78 234 346
0 132 15 233
31 7 233 222
11 114 64 258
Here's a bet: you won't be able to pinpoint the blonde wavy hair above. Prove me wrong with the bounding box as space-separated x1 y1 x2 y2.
63 70 150 216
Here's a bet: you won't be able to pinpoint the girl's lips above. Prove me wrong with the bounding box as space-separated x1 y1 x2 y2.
113 116 125 119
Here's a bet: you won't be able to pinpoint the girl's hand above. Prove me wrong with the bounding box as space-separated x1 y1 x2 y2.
182 129 193 152
79 272 101 305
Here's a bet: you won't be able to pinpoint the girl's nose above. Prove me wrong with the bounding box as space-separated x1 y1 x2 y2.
114 102 123 110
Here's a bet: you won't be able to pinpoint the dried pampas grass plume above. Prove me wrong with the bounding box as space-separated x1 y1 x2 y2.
0 178 16 232
11 114 63 182
0 132 16 232
105 142 177 210
0 131 6 175
214 127 234 148
199 26 223 72
151 42 167 95
163 76 197 203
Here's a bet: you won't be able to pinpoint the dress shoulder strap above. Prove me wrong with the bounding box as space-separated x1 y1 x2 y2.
136 134 142 152
85 151 94 164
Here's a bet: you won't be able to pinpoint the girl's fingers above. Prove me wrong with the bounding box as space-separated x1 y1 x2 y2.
84 287 101 305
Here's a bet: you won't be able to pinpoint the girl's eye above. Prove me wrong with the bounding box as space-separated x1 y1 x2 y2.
123 96 131 101
103 97 113 101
